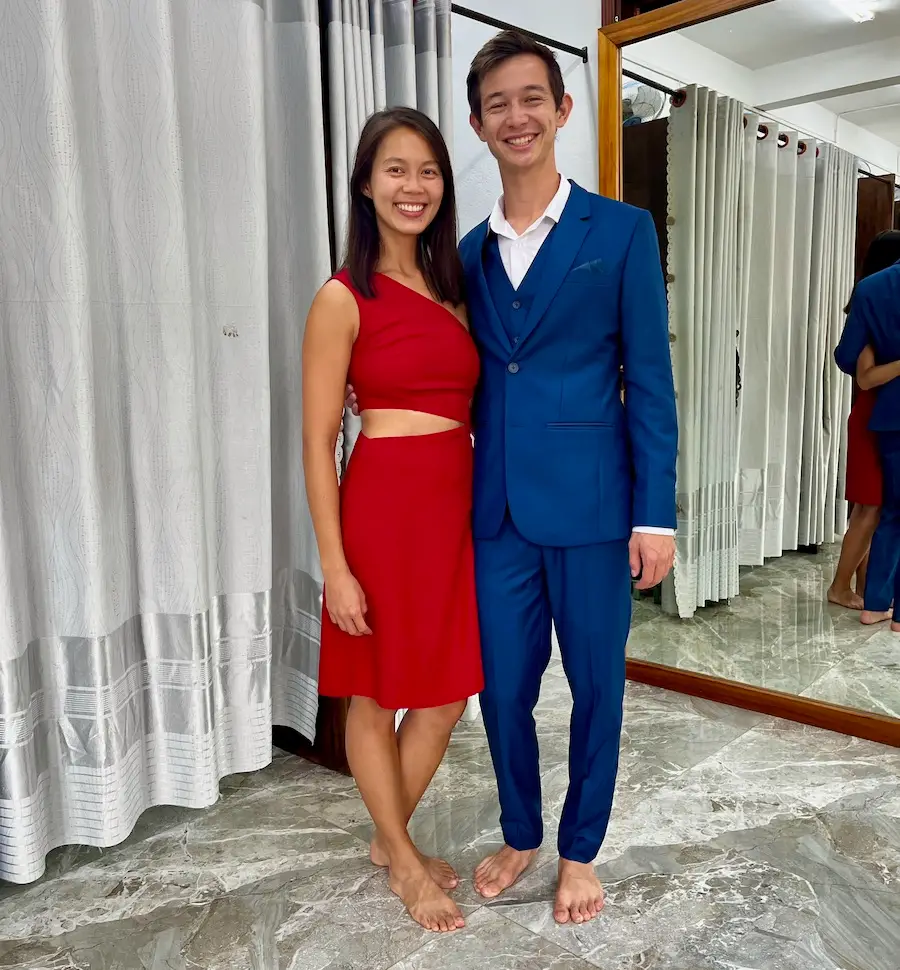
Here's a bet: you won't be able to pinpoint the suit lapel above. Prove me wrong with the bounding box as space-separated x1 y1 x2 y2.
514 184 591 355
468 222 514 357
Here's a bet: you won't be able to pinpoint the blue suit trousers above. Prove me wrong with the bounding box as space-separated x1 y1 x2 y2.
475 513 631 863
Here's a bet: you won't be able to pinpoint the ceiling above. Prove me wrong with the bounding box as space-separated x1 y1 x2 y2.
683 0 900 71
681 0 900 149
819 85 900 143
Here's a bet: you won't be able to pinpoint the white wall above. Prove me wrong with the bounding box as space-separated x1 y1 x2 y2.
451 1 602 235
625 34 900 175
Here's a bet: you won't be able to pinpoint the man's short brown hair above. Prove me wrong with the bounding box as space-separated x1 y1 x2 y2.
466 30 566 123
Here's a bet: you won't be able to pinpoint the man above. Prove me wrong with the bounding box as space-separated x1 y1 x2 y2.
460 31 677 925
348 30 677 925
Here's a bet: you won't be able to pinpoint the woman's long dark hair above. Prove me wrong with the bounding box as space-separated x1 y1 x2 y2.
343 107 465 306
845 230 900 313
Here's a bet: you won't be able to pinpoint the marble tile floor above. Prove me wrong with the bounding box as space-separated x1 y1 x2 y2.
628 545 900 719
2 661 899 970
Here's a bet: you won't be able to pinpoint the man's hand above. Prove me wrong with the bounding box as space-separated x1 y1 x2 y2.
345 384 359 416
629 532 675 590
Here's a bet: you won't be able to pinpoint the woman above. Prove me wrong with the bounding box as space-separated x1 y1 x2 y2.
302 108 482 934
827 231 900 611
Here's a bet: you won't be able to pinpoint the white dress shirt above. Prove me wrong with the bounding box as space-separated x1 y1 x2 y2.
488 175 674 538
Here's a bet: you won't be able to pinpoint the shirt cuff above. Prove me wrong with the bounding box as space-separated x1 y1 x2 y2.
632 527 675 536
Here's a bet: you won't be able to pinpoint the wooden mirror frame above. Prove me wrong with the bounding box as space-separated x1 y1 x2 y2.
598 0 900 747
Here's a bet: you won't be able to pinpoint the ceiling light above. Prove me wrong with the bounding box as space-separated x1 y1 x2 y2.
834 0 876 22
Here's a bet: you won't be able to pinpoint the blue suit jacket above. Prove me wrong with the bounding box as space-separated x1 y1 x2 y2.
460 182 678 547
834 262 900 432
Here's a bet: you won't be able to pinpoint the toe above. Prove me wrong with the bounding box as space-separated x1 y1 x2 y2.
580 902 593 922
554 903 570 924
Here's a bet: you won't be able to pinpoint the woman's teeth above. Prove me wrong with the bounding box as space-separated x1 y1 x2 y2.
396 203 426 214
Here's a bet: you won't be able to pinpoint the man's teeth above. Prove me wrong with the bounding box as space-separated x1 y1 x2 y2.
508 135 535 146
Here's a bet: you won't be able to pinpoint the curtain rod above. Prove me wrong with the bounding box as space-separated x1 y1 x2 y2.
623 69 681 101
449 4 589 63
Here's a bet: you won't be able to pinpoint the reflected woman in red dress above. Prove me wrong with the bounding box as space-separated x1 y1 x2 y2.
828 231 900 609
302 109 482 934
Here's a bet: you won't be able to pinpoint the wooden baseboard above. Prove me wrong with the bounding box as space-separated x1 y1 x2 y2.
627 658 900 747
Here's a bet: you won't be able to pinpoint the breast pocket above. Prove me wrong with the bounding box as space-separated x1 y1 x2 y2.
568 259 613 287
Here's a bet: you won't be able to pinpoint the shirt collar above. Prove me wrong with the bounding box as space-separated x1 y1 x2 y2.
489 175 571 241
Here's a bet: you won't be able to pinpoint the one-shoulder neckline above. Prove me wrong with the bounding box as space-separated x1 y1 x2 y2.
375 273 469 333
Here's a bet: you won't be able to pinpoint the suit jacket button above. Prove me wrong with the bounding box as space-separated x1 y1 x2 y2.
508 362 520 374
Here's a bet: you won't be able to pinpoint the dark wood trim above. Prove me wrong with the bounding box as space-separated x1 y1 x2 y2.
598 31 623 200
601 0 622 27
627 659 900 747
601 0 776 46
273 696 352 775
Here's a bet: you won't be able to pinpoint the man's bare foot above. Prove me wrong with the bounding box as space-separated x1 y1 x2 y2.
370 834 459 890
388 862 465 933
861 609 892 626
554 859 605 925
473 845 537 899
891 621 900 634
827 586 864 610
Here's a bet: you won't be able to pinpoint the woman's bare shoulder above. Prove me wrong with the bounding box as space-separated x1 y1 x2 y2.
307 278 360 333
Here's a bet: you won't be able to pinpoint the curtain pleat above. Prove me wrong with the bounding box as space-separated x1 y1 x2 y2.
666 86 742 617
666 86 856 617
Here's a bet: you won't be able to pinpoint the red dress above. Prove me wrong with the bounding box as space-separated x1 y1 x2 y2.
846 387 883 507
317 271 484 710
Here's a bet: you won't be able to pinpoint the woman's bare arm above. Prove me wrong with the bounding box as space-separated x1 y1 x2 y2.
856 344 900 391
302 280 358 577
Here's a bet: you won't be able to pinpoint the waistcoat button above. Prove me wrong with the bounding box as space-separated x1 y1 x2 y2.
512 300 522 310
507 362 520 374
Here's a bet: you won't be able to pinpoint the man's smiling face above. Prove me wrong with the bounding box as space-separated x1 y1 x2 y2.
470 53 572 173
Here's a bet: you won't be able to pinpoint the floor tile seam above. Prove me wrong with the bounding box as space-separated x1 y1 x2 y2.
378 903 492 970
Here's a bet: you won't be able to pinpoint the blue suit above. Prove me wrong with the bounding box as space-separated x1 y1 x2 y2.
460 182 677 862
835 262 900 620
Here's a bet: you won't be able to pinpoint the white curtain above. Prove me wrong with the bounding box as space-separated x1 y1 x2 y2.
740 124 855 562
799 142 856 549
0 0 329 885
665 87 856 617
665 87 743 618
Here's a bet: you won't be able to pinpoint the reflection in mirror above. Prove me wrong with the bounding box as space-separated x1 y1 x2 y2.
618 0 900 720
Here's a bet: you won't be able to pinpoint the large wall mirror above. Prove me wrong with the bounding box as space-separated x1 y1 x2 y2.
599 0 900 745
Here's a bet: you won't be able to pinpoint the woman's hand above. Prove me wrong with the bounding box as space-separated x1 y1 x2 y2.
325 567 372 636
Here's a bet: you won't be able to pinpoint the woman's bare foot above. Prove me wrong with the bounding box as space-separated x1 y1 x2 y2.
827 586 864 610
370 834 459 890
473 845 537 898
861 609 892 626
388 862 465 933
554 859 605 925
